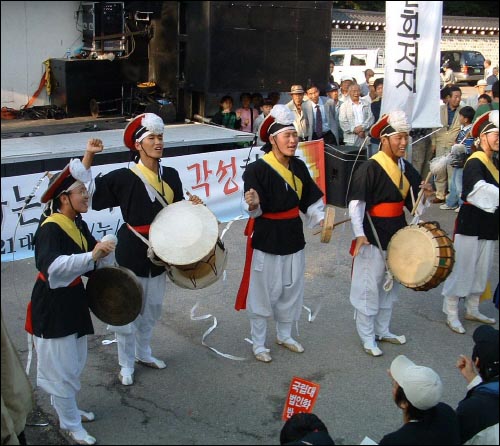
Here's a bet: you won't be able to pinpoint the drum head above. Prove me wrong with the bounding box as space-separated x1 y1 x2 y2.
387 225 441 288
149 201 219 266
87 266 143 326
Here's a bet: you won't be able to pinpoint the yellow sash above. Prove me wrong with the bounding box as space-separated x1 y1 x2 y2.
132 164 174 204
466 151 499 184
372 151 410 199
262 152 303 199
42 213 88 251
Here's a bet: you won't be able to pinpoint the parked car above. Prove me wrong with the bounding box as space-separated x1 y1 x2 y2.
440 50 485 85
330 48 385 85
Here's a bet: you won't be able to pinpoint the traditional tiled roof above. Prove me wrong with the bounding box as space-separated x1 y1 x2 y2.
331 8 499 34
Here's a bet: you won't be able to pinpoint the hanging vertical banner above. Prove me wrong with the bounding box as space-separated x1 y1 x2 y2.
381 1 442 128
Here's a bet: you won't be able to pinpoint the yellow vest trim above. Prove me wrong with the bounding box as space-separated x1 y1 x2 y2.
262 152 303 199
132 164 174 205
372 151 410 199
42 213 88 251
466 151 499 184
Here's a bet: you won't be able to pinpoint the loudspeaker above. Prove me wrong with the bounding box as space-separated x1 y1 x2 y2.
324 145 366 208
182 2 332 92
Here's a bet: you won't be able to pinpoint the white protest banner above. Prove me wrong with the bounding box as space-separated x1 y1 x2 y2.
381 1 442 128
1 142 325 262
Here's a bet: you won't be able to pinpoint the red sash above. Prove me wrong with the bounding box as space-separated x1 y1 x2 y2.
235 207 300 311
368 201 404 218
25 272 83 334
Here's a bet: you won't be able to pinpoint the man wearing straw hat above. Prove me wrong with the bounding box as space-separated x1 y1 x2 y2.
235 104 325 363
441 110 499 334
347 111 435 357
286 84 308 142
83 113 202 386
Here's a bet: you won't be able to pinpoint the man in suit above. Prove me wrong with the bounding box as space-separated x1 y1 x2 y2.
302 83 339 145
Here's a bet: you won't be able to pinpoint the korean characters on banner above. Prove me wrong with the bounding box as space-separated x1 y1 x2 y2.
1 141 325 262
282 376 321 421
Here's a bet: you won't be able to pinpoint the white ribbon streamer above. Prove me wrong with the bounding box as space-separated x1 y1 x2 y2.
190 301 246 361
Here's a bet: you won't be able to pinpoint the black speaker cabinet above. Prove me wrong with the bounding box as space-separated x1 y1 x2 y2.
324 145 366 208
50 59 123 117
182 1 332 92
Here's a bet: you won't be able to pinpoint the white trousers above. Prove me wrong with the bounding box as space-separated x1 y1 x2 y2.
247 249 305 354
113 273 167 371
349 245 401 347
442 236 495 298
34 334 87 432
250 318 294 355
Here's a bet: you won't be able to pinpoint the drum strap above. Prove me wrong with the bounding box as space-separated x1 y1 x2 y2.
131 166 169 208
235 207 300 311
126 224 166 266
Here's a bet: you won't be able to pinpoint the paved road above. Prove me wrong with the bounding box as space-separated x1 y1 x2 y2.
2 201 498 445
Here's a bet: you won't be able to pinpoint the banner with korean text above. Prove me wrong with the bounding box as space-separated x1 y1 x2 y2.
1 140 325 262
381 1 442 128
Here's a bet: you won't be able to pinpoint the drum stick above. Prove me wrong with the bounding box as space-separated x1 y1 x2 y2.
313 218 351 235
410 171 432 216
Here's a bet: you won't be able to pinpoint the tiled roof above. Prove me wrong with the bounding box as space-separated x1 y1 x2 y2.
332 8 499 32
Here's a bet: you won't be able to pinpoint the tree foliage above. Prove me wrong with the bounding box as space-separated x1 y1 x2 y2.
331 1 499 17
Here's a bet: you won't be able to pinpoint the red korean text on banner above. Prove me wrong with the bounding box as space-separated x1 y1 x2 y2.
282 376 321 421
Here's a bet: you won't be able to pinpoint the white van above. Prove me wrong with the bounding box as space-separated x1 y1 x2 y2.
330 48 385 85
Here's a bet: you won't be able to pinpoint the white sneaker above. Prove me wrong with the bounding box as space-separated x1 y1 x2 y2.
446 319 466 334
376 334 407 345
454 206 461 213
276 338 304 353
135 357 167 369
68 429 96 445
79 410 95 423
363 344 383 357
440 203 458 210
254 351 272 362
118 372 134 386
465 312 496 324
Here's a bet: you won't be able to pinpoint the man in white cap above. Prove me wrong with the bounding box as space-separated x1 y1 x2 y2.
379 355 460 444
29 142 117 445
441 110 498 334
235 104 325 362
466 79 489 109
84 113 202 386
347 111 434 356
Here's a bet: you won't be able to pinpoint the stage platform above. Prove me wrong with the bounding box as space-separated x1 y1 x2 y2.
1 117 255 177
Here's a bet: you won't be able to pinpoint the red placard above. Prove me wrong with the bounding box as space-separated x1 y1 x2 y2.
282 376 321 421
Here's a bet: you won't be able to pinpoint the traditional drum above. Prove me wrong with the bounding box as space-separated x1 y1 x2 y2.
87 266 143 325
321 205 335 243
387 221 455 291
149 200 228 289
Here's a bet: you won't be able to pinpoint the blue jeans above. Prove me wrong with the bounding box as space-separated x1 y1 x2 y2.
445 167 463 207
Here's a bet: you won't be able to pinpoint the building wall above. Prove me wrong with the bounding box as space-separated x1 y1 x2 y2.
331 30 499 68
1 1 80 109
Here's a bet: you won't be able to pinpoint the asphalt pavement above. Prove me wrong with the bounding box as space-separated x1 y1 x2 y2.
1 200 498 445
